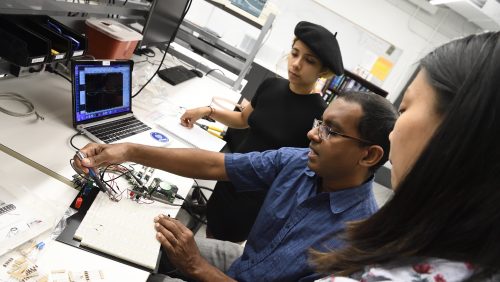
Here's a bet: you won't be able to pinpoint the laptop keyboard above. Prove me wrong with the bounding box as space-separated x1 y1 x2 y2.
86 116 151 143
0 203 16 216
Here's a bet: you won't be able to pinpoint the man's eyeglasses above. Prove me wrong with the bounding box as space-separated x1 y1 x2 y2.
312 119 373 145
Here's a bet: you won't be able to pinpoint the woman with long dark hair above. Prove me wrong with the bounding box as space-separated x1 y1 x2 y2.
312 32 500 281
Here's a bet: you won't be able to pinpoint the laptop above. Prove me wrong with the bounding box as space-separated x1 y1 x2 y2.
71 60 170 146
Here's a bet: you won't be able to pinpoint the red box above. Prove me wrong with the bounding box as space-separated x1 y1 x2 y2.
85 18 142 59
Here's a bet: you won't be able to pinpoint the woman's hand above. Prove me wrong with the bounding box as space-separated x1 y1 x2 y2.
180 107 210 128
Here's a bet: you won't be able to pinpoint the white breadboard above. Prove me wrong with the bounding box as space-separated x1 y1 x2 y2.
75 193 168 270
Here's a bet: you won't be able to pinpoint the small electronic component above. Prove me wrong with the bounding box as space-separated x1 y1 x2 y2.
126 167 178 204
72 175 94 195
143 167 155 184
50 269 105 282
0 203 16 215
72 174 97 209
149 177 178 203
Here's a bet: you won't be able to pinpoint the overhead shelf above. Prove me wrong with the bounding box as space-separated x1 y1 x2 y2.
173 4 275 91
204 0 268 28
0 15 50 67
0 0 148 19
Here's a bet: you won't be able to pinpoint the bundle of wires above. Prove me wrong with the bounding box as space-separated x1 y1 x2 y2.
0 92 44 120
70 156 214 233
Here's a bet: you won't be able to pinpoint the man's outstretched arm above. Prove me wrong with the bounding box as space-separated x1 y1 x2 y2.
74 142 229 181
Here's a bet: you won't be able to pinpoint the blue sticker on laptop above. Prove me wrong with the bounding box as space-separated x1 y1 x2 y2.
150 132 169 143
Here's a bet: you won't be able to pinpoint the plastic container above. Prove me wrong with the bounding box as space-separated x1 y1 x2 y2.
85 18 143 59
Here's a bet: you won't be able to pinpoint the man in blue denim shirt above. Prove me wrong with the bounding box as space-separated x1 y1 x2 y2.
74 92 398 281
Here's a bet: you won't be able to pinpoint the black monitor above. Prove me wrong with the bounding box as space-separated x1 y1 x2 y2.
136 0 190 50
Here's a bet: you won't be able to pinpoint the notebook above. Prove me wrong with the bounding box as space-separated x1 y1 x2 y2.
74 192 166 270
71 60 170 146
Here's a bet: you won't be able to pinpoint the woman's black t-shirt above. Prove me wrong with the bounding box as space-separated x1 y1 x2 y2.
237 77 327 153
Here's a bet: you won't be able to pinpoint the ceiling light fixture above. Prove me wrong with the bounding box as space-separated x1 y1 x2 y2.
429 0 463 5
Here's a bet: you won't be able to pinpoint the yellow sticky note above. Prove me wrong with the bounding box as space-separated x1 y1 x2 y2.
371 57 393 81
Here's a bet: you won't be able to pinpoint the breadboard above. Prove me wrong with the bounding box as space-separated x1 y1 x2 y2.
74 193 167 270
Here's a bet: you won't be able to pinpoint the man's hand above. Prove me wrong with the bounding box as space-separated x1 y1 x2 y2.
73 142 131 173
154 215 207 278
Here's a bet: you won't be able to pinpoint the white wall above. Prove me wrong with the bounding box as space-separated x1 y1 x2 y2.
185 0 482 101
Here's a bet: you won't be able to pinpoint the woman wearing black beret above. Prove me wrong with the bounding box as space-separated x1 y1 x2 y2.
180 21 344 243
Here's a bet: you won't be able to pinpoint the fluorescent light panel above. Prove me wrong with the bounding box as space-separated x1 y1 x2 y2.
429 0 463 5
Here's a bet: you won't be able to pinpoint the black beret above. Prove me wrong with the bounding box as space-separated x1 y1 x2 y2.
294 21 344 75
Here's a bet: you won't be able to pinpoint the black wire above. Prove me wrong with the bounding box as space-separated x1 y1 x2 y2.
46 64 71 83
205 68 225 77
192 179 214 192
98 163 185 206
131 46 165 98
199 190 208 202
98 164 119 194
182 204 207 224
132 0 192 98
54 70 71 83
183 180 209 224
134 47 156 58
191 180 212 204
180 189 208 225
192 185 214 192
71 157 188 207
101 164 132 182
70 131 83 150
163 202 183 207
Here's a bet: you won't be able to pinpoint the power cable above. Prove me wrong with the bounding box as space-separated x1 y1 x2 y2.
69 131 84 150
0 92 45 120
132 0 192 98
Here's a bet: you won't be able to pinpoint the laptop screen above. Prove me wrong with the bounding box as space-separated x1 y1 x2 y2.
72 60 133 125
